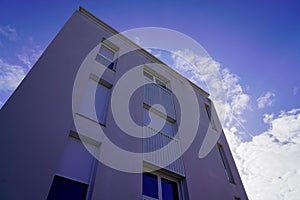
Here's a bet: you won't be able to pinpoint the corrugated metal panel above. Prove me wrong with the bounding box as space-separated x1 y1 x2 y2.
143 127 185 176
144 83 176 120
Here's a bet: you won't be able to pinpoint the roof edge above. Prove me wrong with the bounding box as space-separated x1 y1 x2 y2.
78 7 210 98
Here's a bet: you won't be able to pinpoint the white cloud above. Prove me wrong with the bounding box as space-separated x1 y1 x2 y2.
0 25 17 41
171 50 222 98
17 44 43 69
170 48 300 199
263 113 274 123
171 49 250 128
257 91 275 109
221 68 250 122
231 108 300 200
145 48 163 59
0 59 26 91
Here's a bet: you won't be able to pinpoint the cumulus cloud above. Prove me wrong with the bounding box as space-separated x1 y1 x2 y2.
170 48 300 199
0 59 26 91
257 91 275 109
171 49 250 128
0 25 17 41
232 108 300 200
221 68 250 122
263 113 274 123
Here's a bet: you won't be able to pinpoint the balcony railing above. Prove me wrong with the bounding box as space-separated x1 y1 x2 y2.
144 83 176 120
143 126 185 176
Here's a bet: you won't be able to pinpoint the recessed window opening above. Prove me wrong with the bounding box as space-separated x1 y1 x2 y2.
95 39 118 70
143 172 181 200
205 104 217 130
218 143 235 184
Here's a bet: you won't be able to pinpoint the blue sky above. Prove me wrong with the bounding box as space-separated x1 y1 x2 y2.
1 1 300 199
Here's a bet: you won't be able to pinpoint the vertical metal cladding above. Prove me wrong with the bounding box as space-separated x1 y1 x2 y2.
143 82 185 176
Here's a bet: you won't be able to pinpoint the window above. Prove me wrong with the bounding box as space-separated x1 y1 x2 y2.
143 173 159 199
144 71 167 89
143 70 185 176
47 136 98 200
143 69 176 134
143 108 177 138
218 144 235 184
143 172 180 200
78 75 112 125
143 70 175 120
161 178 179 200
144 71 154 83
95 39 118 70
205 104 217 130
47 175 88 200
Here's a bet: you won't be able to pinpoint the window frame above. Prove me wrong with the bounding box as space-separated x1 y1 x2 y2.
217 143 235 184
48 134 99 200
143 164 184 200
95 39 119 71
143 69 177 138
143 105 178 139
94 77 112 126
205 103 217 131
144 70 168 89
47 175 88 200
77 74 112 126
143 69 176 120
143 173 159 199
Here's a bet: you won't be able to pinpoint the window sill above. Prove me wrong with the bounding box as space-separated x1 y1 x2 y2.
75 113 106 127
94 59 116 72
144 126 179 142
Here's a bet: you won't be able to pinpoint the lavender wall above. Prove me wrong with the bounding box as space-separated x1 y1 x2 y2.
0 9 248 200
0 10 141 200
180 98 248 199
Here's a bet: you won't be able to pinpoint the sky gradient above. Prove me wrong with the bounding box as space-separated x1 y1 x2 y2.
1 1 300 199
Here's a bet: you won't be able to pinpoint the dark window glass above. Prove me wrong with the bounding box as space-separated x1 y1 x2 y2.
161 178 179 200
143 173 158 198
47 175 88 200
205 104 212 120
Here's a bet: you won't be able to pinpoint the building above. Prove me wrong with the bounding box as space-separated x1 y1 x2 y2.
0 7 248 200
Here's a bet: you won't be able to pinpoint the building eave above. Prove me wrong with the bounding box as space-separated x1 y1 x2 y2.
78 6 210 98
